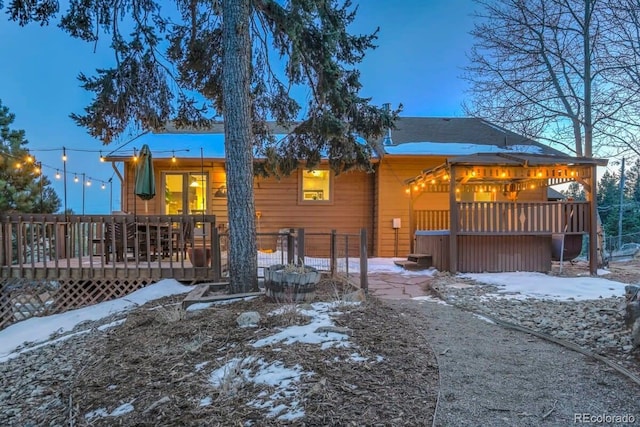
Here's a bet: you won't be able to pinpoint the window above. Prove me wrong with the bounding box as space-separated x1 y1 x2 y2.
300 170 331 203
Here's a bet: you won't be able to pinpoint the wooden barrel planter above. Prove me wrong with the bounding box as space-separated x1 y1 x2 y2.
264 264 321 303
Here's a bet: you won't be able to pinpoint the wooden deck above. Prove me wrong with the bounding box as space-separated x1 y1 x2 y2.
0 214 225 282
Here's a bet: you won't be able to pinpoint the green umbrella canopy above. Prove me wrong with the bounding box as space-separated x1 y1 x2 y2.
135 144 155 201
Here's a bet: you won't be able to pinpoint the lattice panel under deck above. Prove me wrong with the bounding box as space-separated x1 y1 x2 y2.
0 277 155 331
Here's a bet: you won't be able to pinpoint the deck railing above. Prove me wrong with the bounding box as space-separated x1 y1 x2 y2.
415 201 590 235
0 214 219 281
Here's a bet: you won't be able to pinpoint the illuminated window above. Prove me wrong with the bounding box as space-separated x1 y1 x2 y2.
300 170 331 202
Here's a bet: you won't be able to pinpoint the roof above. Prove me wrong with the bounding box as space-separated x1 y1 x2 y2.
379 117 567 157
106 117 580 162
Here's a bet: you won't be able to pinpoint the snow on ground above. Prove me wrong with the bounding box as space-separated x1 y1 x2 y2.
461 271 628 301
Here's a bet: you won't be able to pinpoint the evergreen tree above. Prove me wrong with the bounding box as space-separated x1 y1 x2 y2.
561 182 585 201
3 0 397 293
0 100 61 214
596 170 620 239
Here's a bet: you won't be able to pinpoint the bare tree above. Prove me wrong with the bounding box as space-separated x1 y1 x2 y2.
464 0 640 158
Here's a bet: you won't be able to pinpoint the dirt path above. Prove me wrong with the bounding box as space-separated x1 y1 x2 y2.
387 299 640 427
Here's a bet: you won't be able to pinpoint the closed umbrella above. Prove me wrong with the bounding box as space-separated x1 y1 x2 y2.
135 144 155 212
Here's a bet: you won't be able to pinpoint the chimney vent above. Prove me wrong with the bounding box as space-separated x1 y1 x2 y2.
382 103 393 146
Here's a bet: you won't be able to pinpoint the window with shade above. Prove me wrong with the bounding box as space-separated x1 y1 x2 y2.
300 170 331 203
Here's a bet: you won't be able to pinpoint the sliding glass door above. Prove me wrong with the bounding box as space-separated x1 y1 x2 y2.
163 172 209 215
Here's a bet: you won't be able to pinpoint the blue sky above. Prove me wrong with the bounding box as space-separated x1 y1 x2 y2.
0 0 477 214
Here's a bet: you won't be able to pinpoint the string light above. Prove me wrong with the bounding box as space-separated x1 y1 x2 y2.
99 151 105 162
74 174 79 183
172 151 177 163
101 183 106 190
55 170 61 179
86 179 92 187
62 148 67 162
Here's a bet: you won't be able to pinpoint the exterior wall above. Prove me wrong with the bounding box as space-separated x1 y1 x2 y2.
254 169 375 255
375 156 447 257
121 159 374 255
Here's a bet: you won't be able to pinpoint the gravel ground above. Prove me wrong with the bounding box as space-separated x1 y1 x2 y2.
389 298 640 426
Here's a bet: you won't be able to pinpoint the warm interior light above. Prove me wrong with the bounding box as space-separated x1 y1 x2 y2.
537 171 543 177
413 185 419 191
471 171 476 177
443 174 449 180
190 177 199 187
405 188 410 194
420 182 426 188
501 172 506 178
430 179 436 184
455 188 460 193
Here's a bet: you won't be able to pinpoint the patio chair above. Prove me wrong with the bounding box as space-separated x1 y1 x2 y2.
104 221 137 263
171 219 194 260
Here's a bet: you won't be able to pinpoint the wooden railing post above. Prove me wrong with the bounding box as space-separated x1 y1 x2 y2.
330 229 337 277
296 228 305 265
287 229 295 265
212 226 221 282
360 228 368 294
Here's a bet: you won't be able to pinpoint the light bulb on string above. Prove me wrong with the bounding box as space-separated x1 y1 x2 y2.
55 170 61 179
74 175 79 183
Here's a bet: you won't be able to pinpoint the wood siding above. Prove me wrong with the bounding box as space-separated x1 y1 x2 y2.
254 170 374 255
375 156 448 257
121 159 375 255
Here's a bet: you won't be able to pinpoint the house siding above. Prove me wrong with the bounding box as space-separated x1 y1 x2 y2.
375 156 448 257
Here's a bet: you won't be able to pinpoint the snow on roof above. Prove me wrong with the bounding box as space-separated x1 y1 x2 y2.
383 142 544 156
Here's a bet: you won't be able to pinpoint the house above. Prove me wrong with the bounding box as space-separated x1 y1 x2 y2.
105 117 606 273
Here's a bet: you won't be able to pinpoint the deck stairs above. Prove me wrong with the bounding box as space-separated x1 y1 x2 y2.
394 253 433 270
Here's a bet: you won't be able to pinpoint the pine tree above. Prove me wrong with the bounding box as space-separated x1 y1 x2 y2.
3 0 397 293
0 100 61 214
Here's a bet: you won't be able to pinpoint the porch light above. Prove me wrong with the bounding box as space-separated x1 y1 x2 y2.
133 148 138 162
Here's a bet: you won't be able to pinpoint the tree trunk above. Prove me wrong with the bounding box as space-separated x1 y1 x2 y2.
222 0 258 293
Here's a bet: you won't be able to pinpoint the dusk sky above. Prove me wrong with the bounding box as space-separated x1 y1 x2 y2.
0 0 477 213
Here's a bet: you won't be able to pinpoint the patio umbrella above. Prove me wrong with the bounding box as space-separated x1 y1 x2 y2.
135 144 156 213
